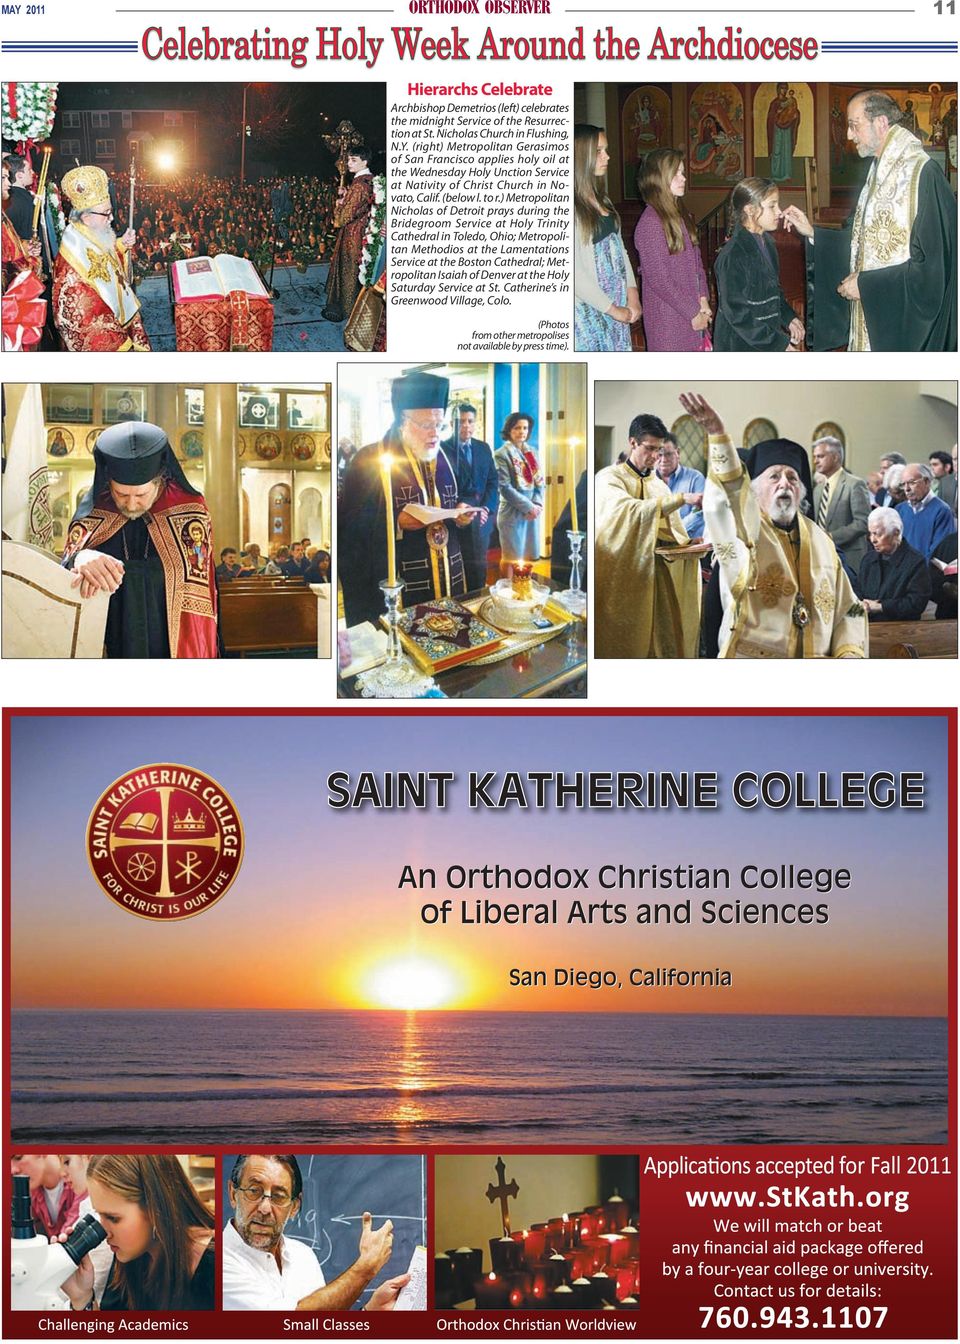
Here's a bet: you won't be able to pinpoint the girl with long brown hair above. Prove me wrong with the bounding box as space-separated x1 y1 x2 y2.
573 124 641 351
58 1154 215 1311
633 149 712 351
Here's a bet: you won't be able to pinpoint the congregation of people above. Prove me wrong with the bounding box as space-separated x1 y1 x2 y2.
216 539 331 585
595 391 958 660
130 173 336 276
575 88 957 354
2 149 375 351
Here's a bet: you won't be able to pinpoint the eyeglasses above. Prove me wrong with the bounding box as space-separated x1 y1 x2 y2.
86 209 113 219
406 416 449 433
234 1185 295 1208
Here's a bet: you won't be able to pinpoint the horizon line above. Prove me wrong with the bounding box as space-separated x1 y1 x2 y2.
10 1006 948 1021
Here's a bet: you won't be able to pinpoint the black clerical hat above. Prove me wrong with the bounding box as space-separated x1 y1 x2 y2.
94 422 169 485
745 438 813 500
391 372 449 419
72 421 200 521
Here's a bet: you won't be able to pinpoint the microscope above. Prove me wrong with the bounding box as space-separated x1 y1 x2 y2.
10 1174 108 1310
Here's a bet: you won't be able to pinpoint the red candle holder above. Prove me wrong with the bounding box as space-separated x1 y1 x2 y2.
577 1209 599 1240
474 1272 511 1309
608 1261 636 1301
602 1233 631 1266
602 1195 630 1231
619 1224 639 1259
580 1236 611 1272
522 1224 548 1260
563 1246 594 1280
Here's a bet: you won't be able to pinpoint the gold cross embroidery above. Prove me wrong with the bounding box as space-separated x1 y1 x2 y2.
755 563 793 608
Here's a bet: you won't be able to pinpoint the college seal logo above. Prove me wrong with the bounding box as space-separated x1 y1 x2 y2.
86 763 244 921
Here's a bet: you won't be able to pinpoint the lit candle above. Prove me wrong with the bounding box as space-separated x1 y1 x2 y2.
568 439 580 533
379 452 397 586
602 1233 632 1266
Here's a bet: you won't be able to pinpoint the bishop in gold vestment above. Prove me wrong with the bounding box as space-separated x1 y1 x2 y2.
595 416 703 658
701 420 868 659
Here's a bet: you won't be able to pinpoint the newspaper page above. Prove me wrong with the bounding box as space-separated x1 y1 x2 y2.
0 3 957 1343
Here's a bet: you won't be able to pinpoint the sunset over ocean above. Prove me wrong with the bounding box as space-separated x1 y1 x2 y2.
8 713 949 1144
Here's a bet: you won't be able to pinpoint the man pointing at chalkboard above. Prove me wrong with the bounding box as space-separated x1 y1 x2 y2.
222 1155 410 1311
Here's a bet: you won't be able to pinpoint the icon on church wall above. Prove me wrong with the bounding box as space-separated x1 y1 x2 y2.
620 85 673 197
47 427 74 457
688 83 744 184
753 82 814 187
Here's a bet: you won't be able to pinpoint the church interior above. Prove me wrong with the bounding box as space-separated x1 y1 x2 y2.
338 360 587 589
594 380 957 480
434 1154 640 1310
594 379 957 659
575 81 958 349
4 382 331 657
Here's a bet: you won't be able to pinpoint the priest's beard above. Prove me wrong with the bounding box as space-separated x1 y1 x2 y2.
408 443 440 463
766 491 800 529
83 216 118 249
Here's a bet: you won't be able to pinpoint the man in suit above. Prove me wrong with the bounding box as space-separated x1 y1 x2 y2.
812 436 872 575
2 154 36 241
928 450 958 515
876 452 906 507
441 402 498 591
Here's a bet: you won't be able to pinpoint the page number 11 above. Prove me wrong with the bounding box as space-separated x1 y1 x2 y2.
933 1 955 12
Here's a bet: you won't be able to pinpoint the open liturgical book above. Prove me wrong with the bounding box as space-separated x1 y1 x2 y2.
171 254 270 302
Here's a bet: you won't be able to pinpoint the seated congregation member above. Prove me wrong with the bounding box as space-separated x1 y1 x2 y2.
57 1154 215 1311
573 124 640 351
633 149 711 352
714 178 804 352
811 436 872 575
304 548 331 584
897 463 958 559
858 508 932 620
216 548 244 581
685 392 867 658
279 541 310 578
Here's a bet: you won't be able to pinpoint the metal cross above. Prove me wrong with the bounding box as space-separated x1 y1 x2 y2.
485 1156 519 1235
